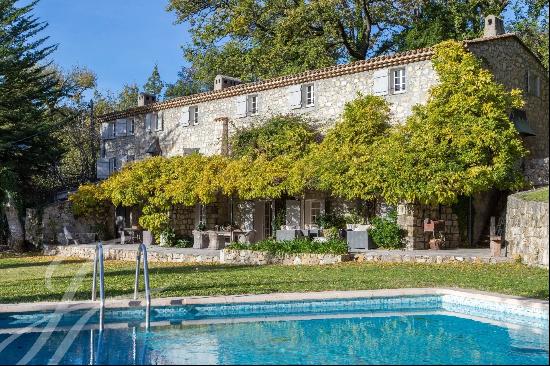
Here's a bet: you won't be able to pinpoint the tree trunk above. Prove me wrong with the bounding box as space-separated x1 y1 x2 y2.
3 195 25 251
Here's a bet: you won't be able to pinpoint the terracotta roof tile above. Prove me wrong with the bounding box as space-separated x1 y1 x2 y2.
97 33 527 122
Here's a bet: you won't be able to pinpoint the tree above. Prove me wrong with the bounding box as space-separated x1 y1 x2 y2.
167 0 413 84
0 0 66 249
296 95 391 201
164 67 207 100
117 83 139 110
143 64 163 98
509 0 549 69
377 41 527 205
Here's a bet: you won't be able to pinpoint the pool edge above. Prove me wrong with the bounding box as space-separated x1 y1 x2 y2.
1 288 548 315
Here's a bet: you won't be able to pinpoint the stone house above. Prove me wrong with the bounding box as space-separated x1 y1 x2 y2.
96 17 549 250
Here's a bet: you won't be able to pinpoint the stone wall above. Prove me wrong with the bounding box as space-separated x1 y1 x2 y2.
170 205 195 238
397 203 461 250
35 201 115 245
44 244 220 263
469 37 549 164
505 192 549 267
221 249 352 265
524 158 549 187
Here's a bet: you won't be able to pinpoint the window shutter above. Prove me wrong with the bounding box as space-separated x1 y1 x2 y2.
236 95 248 118
180 107 190 126
126 119 134 134
96 158 109 179
100 122 110 139
285 200 301 227
288 84 302 109
116 119 127 136
145 114 152 131
153 112 162 131
372 69 389 96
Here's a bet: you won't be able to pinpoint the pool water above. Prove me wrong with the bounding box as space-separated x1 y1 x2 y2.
0 297 548 365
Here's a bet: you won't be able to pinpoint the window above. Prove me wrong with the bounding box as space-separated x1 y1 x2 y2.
108 157 118 174
303 84 315 107
526 70 541 97
155 112 163 131
127 118 135 135
248 95 258 115
189 106 199 125
110 122 116 138
310 200 322 225
392 68 406 93
100 143 106 159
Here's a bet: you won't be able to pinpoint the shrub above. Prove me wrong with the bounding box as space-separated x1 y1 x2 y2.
315 213 345 229
227 237 348 255
323 227 340 240
174 236 193 248
369 210 405 249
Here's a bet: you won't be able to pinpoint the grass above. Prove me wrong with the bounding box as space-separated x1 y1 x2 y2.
0 254 548 303
518 186 549 202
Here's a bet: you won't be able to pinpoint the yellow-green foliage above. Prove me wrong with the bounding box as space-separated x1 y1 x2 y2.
299 94 391 200
72 41 528 232
377 41 527 205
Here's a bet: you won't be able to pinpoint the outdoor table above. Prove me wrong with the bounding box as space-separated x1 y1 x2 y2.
122 228 142 244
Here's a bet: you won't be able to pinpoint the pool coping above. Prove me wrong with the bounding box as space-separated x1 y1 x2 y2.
1 288 548 315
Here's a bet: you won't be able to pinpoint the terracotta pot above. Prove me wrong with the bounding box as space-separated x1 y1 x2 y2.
429 238 444 250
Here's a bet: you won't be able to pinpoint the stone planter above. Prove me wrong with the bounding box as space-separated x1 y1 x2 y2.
142 231 154 246
192 230 209 249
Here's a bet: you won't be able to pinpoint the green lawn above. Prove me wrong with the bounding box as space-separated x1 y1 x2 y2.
518 186 549 202
0 254 548 303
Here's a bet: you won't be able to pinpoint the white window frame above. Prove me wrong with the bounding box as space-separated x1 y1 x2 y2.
309 200 322 225
127 118 135 135
110 122 116 138
247 94 258 115
391 67 406 94
155 112 163 131
303 84 315 107
189 106 199 125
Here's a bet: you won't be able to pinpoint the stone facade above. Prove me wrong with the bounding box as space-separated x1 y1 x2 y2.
505 192 549 267
468 37 549 186
95 34 548 251
397 204 461 250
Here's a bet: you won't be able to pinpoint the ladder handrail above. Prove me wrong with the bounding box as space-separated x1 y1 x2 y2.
91 242 105 307
134 243 151 329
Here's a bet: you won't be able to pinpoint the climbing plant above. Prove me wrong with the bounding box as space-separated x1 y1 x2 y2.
376 40 527 205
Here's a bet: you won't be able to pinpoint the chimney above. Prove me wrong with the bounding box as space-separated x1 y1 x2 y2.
214 75 242 91
483 15 505 38
138 92 156 107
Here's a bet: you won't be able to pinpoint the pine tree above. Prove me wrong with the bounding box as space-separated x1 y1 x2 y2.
0 0 65 249
143 64 163 98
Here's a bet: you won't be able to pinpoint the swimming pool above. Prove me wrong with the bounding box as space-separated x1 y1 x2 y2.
0 293 548 365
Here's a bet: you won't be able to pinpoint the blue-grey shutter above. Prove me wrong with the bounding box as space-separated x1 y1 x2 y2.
372 69 389 96
288 85 302 109
100 123 110 139
116 119 127 136
145 114 152 131
97 158 109 179
236 95 248 118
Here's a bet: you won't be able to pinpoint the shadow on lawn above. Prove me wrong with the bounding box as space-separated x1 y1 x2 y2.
0 259 86 270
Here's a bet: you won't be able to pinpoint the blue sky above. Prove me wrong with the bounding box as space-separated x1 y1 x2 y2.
34 0 190 96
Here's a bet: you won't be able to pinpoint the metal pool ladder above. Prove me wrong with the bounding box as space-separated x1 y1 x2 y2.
134 243 151 329
91 241 105 330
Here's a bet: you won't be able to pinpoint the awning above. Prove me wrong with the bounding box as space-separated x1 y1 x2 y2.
510 109 536 136
146 137 162 156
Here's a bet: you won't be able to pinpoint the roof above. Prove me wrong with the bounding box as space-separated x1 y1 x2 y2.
97 33 531 123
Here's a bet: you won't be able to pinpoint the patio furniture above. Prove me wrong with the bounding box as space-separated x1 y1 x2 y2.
208 231 227 250
120 228 142 244
276 229 304 241
236 230 255 244
346 230 375 252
